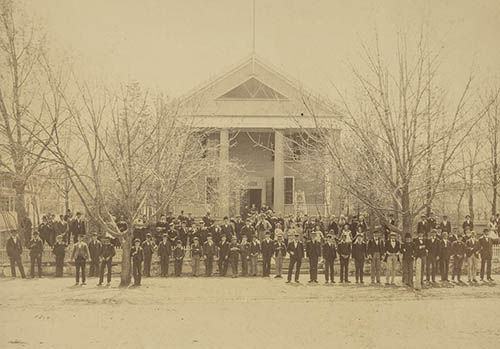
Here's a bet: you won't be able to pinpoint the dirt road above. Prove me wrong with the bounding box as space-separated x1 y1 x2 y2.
1 276 499 349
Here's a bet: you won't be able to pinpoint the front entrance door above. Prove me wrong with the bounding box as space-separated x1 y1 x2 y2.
240 189 262 217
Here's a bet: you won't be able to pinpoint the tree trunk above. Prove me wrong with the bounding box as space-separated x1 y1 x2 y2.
492 159 497 215
14 181 29 243
401 184 411 237
119 225 134 287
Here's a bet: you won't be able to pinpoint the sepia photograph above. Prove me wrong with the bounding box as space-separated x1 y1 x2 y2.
1 0 500 348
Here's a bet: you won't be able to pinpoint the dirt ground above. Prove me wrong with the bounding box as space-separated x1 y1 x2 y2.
1 275 500 349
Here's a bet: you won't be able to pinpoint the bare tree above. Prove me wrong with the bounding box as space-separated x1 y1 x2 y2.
298 31 490 235
0 0 53 240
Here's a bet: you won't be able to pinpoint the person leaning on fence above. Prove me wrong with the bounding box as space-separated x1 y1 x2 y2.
465 231 479 284
478 229 494 282
131 238 144 286
52 235 67 277
191 237 203 277
6 230 26 279
451 231 467 283
98 237 115 286
29 231 44 278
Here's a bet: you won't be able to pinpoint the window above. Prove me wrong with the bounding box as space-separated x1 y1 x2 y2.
218 77 286 100
206 177 219 204
285 177 294 204
0 196 11 212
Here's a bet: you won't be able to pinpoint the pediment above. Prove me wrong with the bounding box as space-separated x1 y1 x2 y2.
217 77 287 100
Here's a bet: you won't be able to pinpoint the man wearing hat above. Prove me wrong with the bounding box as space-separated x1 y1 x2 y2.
425 230 440 283
401 233 414 287
28 231 44 278
131 238 144 286
465 231 480 283
217 234 230 277
241 220 256 241
261 231 274 277
384 232 400 285
228 236 240 278
98 237 115 286
142 233 156 277
203 233 216 276
70 212 86 244
239 235 251 276
451 231 467 283
439 232 453 282
71 234 90 285
249 235 261 276
274 233 286 278
191 237 203 277
413 231 427 290
439 216 451 234
52 234 67 277
6 230 26 279
478 229 494 282
323 234 336 283
158 233 172 277
307 232 322 283
221 216 234 240
88 233 102 277
351 233 366 284
173 239 185 276
337 233 352 283
462 215 474 233
367 230 385 284
286 232 304 283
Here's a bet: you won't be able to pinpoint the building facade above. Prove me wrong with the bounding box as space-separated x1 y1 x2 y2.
177 55 341 218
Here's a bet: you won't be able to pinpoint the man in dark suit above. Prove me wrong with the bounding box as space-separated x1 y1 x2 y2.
307 232 322 283
241 220 255 241
466 231 480 283
88 233 102 277
401 233 414 287
220 216 235 240
98 237 115 286
478 229 494 281
70 212 86 244
352 234 367 284
452 231 467 283
323 234 337 283
29 231 44 278
286 232 304 283
462 215 474 233
261 231 274 277
203 233 217 276
367 230 385 284
6 231 26 278
131 238 144 286
413 231 427 290
141 233 156 277
416 215 429 237
439 232 453 282
337 233 352 283
217 234 230 277
425 230 440 283
239 235 251 276
439 216 451 234
158 233 172 277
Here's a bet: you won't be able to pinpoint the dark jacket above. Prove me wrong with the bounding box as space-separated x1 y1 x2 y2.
351 242 366 260
274 241 287 257
322 242 337 261
70 219 86 235
439 221 451 233
88 240 102 260
173 246 185 260
261 239 275 258
141 240 156 257
100 244 115 259
29 238 44 257
287 240 304 259
229 242 240 257
385 240 401 254
249 240 261 256
367 239 385 256
337 241 351 258
439 239 453 259
130 246 144 263
240 241 251 258
218 240 230 260
203 241 217 258
401 241 414 260
452 239 467 257
241 225 255 240
478 236 493 259
52 241 66 257
158 240 172 258
465 238 480 258
306 241 322 259
191 243 203 257
462 220 474 232
425 238 440 258
413 238 427 258
6 237 23 258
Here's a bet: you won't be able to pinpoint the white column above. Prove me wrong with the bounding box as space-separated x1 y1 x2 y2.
273 130 285 214
219 129 230 217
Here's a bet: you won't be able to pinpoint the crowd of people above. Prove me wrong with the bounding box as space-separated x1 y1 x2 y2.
4 205 499 290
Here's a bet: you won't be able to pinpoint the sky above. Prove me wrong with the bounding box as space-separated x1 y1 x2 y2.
25 0 500 99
